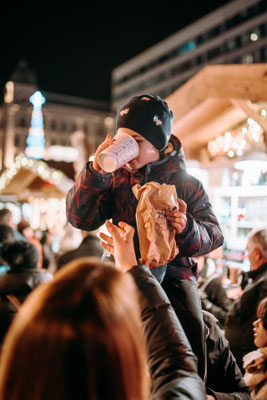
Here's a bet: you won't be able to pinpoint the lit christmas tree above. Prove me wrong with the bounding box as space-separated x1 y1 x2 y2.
25 91 46 159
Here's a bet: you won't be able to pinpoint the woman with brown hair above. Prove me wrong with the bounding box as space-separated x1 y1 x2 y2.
243 296 267 399
0 221 205 400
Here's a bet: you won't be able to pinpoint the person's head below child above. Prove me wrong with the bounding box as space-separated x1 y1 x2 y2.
1 240 39 271
243 296 267 399
253 296 267 349
0 257 149 400
94 94 174 173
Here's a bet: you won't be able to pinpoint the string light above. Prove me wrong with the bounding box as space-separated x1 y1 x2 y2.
0 153 68 191
208 118 264 158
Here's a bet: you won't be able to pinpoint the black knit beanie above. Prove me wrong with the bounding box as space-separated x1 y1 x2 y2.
116 94 174 151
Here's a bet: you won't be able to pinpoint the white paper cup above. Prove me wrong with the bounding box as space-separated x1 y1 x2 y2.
97 132 139 172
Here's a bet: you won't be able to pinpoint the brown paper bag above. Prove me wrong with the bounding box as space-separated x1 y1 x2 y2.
132 181 179 268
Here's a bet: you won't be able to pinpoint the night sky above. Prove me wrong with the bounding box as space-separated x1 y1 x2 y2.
1 0 233 104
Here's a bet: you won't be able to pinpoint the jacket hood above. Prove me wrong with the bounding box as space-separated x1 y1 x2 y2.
165 134 187 170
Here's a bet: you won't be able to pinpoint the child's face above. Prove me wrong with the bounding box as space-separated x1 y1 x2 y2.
117 128 160 171
253 318 267 348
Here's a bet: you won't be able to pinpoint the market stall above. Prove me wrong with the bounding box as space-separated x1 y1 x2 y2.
0 153 74 233
166 63 267 265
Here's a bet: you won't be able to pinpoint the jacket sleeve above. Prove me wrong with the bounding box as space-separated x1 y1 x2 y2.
204 311 251 400
199 291 229 328
129 264 206 400
199 279 231 327
175 173 224 257
66 162 113 231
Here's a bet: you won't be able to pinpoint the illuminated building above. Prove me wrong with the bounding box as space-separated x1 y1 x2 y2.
0 60 114 171
111 0 267 111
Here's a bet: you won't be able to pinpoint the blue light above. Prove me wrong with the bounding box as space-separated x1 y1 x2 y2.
25 91 46 159
180 41 196 54
29 91 46 108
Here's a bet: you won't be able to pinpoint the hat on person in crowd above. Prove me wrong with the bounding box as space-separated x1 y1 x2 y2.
116 94 174 151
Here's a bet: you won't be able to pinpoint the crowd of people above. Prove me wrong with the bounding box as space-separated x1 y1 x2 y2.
0 94 266 399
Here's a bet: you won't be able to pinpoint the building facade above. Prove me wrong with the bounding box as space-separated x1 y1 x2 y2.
0 60 114 171
111 0 267 111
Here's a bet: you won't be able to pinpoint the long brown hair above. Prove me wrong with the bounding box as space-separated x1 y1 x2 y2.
257 296 267 330
0 257 149 400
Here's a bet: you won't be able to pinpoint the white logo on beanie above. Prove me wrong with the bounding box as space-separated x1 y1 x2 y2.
153 115 162 126
120 108 130 116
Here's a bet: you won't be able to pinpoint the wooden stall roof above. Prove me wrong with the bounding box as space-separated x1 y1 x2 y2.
166 64 267 161
0 156 74 200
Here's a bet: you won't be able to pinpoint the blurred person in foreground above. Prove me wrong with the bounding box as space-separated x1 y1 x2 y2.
0 241 53 346
225 226 267 371
66 94 224 379
242 296 267 399
0 220 206 400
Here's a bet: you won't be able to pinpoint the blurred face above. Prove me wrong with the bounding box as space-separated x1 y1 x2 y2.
246 239 259 271
253 318 267 348
117 128 160 171
22 226 34 239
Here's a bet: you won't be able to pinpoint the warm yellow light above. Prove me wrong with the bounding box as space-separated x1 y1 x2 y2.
4 81 14 103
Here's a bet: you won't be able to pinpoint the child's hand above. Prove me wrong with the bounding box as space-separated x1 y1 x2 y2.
99 220 138 272
165 199 187 234
93 134 114 173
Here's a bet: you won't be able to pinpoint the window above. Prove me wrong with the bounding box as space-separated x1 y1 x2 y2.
242 54 254 64
260 23 267 37
180 41 196 54
71 123 77 132
207 25 222 39
61 121 67 132
18 114 28 128
83 122 88 134
260 46 267 61
14 134 21 147
207 47 221 60
50 120 57 131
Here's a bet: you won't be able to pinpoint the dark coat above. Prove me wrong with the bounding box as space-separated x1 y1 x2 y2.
66 135 223 280
0 268 53 344
198 258 232 328
130 264 206 399
225 262 267 370
203 311 251 400
56 234 103 270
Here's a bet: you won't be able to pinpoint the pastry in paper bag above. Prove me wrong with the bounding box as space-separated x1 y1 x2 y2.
132 182 179 268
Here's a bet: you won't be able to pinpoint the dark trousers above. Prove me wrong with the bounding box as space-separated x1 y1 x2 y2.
162 276 207 380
